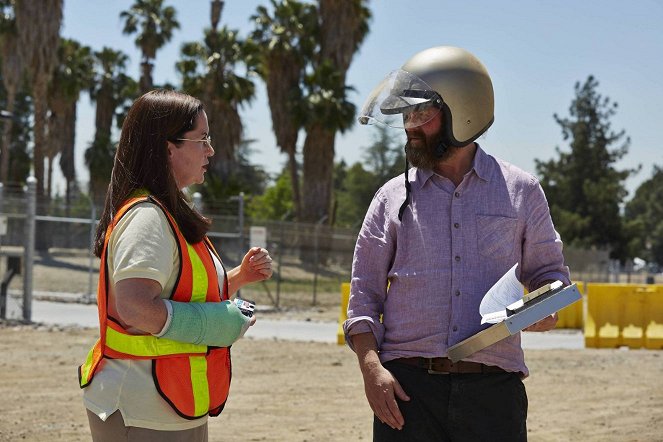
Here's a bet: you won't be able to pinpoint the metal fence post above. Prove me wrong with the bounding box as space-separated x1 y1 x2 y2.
23 176 36 322
238 192 244 250
86 203 97 300
192 192 202 211
312 215 328 306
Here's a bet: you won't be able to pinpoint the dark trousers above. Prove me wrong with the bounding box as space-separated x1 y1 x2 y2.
374 360 528 442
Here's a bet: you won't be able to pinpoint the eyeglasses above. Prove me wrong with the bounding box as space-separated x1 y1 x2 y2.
175 135 213 147
402 106 440 129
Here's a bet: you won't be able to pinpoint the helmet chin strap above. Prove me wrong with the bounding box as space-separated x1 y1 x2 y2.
434 138 449 158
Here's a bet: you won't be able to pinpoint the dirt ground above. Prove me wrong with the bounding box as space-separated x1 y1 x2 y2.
0 320 662 442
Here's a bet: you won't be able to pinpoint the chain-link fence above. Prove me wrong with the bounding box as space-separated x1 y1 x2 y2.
0 184 357 321
1 183 660 322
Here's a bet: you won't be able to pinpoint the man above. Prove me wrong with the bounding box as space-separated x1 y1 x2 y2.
343 46 570 441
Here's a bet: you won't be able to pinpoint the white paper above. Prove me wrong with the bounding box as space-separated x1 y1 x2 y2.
479 263 524 324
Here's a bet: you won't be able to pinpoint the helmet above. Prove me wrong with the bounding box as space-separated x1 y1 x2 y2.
359 46 494 147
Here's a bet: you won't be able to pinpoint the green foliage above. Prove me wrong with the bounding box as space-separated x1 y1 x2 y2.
247 169 293 221
120 0 179 61
0 87 32 184
362 124 405 182
535 76 638 260
177 26 257 103
51 38 94 101
196 139 268 206
332 126 405 228
88 47 138 135
334 161 379 228
84 134 115 206
299 59 356 134
624 166 663 265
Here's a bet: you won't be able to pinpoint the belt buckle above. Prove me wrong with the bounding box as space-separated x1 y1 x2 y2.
425 358 449 375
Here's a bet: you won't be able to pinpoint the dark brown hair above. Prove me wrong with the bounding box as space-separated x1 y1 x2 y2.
93 89 211 257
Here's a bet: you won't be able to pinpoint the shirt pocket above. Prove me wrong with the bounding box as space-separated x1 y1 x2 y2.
476 215 518 259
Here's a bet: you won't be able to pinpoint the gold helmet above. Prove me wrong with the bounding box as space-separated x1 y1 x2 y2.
359 46 494 146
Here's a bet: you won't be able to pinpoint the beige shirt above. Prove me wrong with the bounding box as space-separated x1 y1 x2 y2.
83 203 223 430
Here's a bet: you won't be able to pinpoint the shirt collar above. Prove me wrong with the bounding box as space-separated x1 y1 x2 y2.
471 144 491 182
412 143 491 189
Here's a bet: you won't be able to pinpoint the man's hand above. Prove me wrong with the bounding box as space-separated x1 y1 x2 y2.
523 312 558 332
361 361 410 430
351 332 410 430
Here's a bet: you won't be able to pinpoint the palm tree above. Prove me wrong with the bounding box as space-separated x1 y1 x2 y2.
300 61 356 224
250 0 318 221
120 0 180 94
299 0 370 224
14 0 63 198
86 48 138 207
46 38 94 203
0 0 22 185
177 26 257 184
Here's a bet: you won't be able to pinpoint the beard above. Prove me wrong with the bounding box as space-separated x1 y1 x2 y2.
404 129 453 170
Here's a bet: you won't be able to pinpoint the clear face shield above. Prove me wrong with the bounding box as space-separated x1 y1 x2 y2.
358 69 442 129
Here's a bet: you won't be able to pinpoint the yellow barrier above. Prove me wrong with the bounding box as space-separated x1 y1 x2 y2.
584 284 663 349
555 282 585 329
337 282 350 345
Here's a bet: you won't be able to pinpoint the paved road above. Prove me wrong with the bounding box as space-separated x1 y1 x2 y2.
4 297 584 349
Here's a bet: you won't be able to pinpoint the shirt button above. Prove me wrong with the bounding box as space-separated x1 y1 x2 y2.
454 222 460 228
455 256 461 262
453 325 458 332
454 192 460 198
455 290 461 296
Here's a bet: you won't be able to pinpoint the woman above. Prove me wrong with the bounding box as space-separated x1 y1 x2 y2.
79 89 272 441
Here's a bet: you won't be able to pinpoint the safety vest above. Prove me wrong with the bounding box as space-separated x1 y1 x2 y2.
78 194 231 420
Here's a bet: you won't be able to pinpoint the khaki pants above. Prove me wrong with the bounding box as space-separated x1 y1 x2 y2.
87 409 208 442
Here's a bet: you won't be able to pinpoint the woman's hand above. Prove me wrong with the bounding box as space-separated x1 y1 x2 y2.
228 247 273 294
241 247 273 283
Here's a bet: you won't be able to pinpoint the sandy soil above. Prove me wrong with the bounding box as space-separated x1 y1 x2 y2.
0 321 662 442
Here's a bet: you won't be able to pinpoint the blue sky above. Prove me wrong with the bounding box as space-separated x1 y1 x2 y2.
61 0 663 197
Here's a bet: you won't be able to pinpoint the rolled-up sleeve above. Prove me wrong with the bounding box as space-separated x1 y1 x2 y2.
343 189 395 351
520 178 571 290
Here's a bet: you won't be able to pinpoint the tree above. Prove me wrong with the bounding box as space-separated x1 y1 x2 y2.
246 168 293 221
177 26 257 184
300 0 370 224
250 0 318 221
199 138 269 205
535 76 638 260
86 47 138 207
0 89 32 186
46 38 94 203
333 161 377 228
120 0 179 94
332 126 405 228
14 0 63 198
624 166 663 265
0 0 22 185
363 124 405 183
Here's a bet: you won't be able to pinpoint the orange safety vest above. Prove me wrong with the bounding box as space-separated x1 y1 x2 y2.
78 194 231 420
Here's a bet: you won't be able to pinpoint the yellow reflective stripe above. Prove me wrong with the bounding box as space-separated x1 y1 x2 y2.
79 344 97 385
106 326 207 357
187 243 208 303
190 356 209 416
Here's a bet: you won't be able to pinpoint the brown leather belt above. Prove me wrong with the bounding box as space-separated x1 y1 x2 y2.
393 357 506 375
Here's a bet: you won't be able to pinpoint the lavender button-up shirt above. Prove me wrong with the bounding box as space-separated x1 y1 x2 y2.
343 146 570 376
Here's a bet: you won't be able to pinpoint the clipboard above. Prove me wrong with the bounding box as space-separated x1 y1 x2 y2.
447 283 582 363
